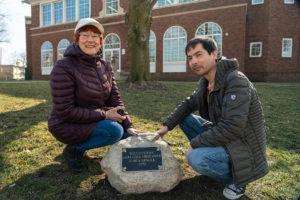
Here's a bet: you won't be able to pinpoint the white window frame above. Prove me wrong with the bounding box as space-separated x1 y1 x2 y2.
250 42 262 58
282 38 292 58
284 0 294 4
252 0 264 5
163 26 187 72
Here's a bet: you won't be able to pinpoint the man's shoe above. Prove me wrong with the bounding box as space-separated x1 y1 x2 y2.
223 184 246 200
63 145 86 173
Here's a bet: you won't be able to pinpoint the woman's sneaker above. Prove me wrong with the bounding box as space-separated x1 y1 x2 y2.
223 184 246 199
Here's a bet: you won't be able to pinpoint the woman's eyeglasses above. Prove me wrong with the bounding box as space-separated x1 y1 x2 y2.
79 32 101 41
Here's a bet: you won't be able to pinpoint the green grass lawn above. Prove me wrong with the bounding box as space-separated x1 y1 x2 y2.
0 81 299 200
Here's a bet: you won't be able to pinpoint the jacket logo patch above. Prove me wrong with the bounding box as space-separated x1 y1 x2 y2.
231 94 236 100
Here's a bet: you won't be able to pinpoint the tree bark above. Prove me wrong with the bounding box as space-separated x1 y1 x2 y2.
126 0 157 84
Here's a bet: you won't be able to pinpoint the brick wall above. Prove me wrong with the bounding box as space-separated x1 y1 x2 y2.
245 0 300 81
26 0 300 81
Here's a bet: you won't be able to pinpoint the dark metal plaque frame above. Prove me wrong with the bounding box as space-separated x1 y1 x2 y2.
121 146 163 172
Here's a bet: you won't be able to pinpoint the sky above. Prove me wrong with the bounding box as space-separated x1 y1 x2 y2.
0 0 31 65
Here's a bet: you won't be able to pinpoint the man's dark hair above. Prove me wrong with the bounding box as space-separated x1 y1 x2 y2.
185 36 218 55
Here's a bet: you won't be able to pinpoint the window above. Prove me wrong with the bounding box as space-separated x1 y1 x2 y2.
66 0 76 22
149 31 156 73
163 26 186 72
196 22 222 58
156 0 174 7
43 4 51 26
155 0 196 7
178 0 194 3
79 0 90 19
54 1 63 24
250 42 262 57
41 41 53 75
252 0 264 4
284 0 294 4
282 38 292 57
57 39 70 60
103 34 121 72
106 0 118 15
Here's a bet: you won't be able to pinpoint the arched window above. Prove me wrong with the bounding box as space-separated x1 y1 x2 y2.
149 30 156 73
57 39 70 60
104 34 121 72
163 26 187 72
196 22 222 57
41 41 53 75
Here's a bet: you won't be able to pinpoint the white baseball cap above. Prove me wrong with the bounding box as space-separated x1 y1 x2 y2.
74 18 104 34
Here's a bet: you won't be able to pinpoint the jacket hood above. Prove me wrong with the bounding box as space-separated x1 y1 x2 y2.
214 57 239 90
64 42 101 65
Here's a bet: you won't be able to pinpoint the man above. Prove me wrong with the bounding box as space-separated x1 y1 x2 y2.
157 37 269 199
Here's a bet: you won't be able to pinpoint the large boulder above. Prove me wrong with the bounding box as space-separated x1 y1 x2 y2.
100 132 183 194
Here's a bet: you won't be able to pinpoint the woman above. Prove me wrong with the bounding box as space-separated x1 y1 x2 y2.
48 18 143 173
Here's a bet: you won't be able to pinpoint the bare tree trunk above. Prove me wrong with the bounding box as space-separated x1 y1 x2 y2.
126 0 157 84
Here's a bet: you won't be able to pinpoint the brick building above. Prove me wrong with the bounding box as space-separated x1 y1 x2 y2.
25 0 300 81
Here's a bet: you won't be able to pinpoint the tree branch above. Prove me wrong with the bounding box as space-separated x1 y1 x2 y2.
150 0 158 9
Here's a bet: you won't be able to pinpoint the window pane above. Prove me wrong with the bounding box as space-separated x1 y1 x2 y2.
284 0 294 3
250 42 262 57
66 0 76 22
196 22 222 58
57 39 70 59
106 0 118 15
54 2 63 24
43 4 51 26
282 39 292 57
41 41 53 68
104 34 120 49
163 26 186 62
79 0 90 19
149 31 156 63
178 0 194 3
252 0 264 4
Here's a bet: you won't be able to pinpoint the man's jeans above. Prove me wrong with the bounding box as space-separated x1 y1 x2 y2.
179 114 233 185
75 120 130 152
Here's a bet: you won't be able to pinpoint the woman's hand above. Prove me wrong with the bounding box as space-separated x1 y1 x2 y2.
106 106 126 123
127 128 146 136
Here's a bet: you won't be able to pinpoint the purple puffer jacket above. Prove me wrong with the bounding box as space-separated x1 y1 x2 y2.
48 42 133 144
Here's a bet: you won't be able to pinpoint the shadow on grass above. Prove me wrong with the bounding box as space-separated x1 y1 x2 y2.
0 158 252 200
0 102 51 173
0 82 52 173
0 153 105 200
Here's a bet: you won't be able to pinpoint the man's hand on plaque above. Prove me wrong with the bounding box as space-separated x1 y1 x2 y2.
156 126 169 137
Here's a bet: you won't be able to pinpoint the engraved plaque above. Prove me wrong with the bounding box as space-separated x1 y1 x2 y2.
122 147 163 172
